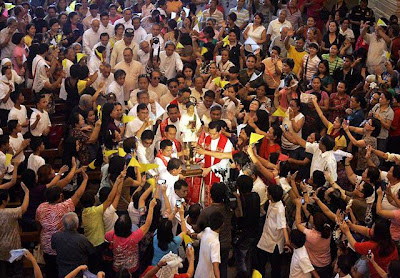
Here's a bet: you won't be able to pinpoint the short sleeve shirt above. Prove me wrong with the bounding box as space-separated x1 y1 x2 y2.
36 198 75 255
82 204 105 247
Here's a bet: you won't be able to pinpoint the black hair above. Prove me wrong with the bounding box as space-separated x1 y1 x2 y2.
204 90 216 99
38 43 49 55
208 120 222 132
388 260 400 278
30 137 43 152
160 139 173 150
174 179 188 191
228 12 237 22
7 120 18 133
271 45 281 55
210 182 228 203
80 191 95 208
141 130 154 141
370 118 382 138
167 78 178 86
312 170 326 187
282 58 295 69
21 169 36 190
188 204 202 220
157 218 175 251
164 125 176 134
237 175 253 194
167 103 178 111
114 214 132 238
361 182 374 198
209 211 224 230
11 32 24 45
371 218 396 257
108 156 126 183
290 229 306 248
392 165 400 180
320 135 335 151
10 90 22 104
254 12 264 23
45 186 62 203
267 184 283 202
114 69 126 80
137 103 148 114
167 158 182 172
337 255 353 274
233 151 251 169
99 187 112 204
313 212 331 239
123 137 137 154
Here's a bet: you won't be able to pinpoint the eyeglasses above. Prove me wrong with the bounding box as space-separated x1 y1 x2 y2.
152 77 160 80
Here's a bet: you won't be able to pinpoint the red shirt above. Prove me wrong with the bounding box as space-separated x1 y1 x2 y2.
354 239 398 278
390 106 400 137
259 138 281 160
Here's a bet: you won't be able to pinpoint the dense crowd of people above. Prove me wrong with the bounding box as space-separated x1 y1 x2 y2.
1 0 400 277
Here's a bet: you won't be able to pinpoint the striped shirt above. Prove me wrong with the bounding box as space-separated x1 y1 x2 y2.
302 54 321 82
229 7 249 28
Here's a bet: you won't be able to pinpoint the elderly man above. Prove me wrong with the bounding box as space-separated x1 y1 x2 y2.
114 8 134 29
132 16 147 45
82 18 100 54
71 94 93 120
114 48 145 101
51 212 96 278
144 23 165 51
149 70 169 99
98 12 114 38
159 41 183 80
0 17 18 59
269 26 294 58
82 3 100 30
138 40 151 65
266 9 292 46
110 28 139 67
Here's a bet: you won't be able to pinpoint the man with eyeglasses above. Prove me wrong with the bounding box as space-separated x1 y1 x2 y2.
149 70 169 100
160 78 179 109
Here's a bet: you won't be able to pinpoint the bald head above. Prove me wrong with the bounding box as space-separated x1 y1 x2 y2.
91 18 100 32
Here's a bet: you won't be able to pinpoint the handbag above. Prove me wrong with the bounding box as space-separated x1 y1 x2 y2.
33 244 45 265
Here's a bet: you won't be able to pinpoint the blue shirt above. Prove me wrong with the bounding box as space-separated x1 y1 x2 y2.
151 231 182 265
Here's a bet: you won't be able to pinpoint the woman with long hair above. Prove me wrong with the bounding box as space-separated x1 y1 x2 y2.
340 218 398 278
295 198 333 277
343 117 381 171
105 199 157 275
321 20 344 53
258 125 282 161
321 44 344 76
151 205 187 265
243 12 266 50
305 76 330 112
312 60 334 94
62 11 84 47
100 102 122 149
312 97 347 151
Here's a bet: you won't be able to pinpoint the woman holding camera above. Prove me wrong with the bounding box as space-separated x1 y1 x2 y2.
339 218 398 278
295 198 333 277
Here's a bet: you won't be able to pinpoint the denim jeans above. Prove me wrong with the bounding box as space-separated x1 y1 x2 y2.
234 236 258 278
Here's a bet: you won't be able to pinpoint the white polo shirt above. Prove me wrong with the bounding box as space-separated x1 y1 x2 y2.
195 227 221 278
289 246 314 278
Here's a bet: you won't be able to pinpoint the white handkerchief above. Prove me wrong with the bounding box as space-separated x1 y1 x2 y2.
9 249 27 263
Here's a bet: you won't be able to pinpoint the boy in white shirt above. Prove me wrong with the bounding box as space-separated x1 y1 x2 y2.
334 254 354 278
30 94 51 138
256 184 290 277
27 137 45 174
194 211 224 278
8 120 30 164
0 134 14 180
8 90 29 135
289 229 317 278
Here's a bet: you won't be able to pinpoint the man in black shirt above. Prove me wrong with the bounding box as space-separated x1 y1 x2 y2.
333 55 362 94
51 212 96 278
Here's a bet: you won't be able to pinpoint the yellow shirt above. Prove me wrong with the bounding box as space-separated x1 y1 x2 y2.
327 122 347 151
287 45 306 76
77 80 88 95
166 0 183 14
82 204 104 247
24 35 33 47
